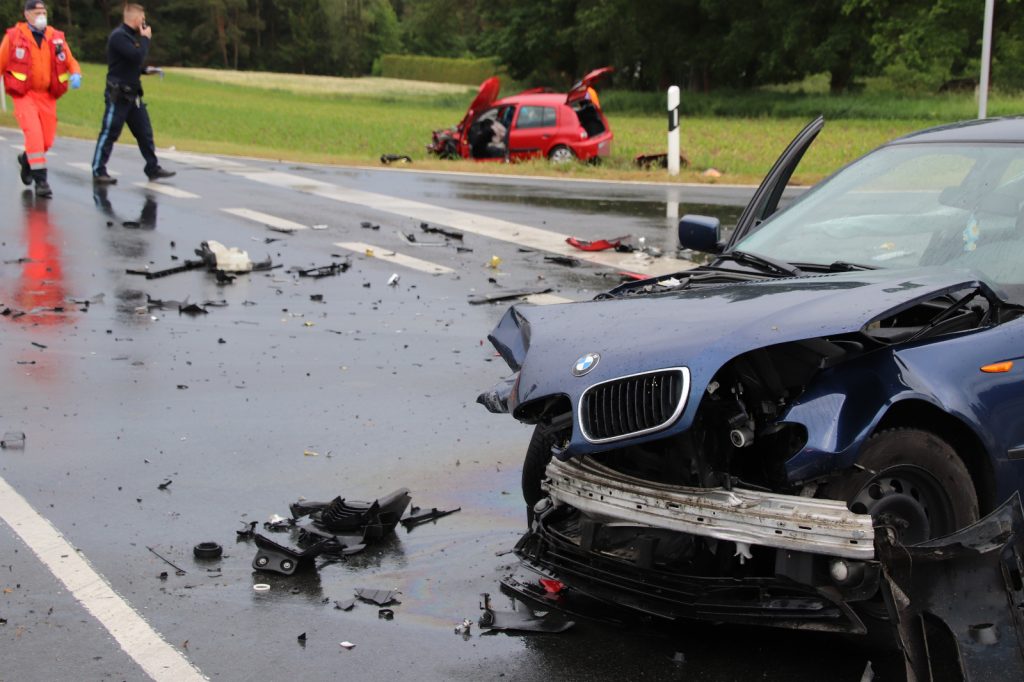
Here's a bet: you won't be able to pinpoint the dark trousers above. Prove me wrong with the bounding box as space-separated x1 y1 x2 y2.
91 89 160 177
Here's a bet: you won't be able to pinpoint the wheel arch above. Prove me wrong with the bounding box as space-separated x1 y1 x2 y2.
873 399 996 513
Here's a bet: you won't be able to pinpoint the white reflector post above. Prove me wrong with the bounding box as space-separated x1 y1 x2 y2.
667 85 680 176
1 79 6 113
979 0 994 119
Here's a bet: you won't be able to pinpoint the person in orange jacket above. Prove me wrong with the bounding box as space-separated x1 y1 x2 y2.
0 0 82 197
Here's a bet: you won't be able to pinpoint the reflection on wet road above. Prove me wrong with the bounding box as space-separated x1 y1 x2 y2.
0 133 862 681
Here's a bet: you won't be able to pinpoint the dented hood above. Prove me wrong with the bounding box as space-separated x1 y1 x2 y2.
488 268 998 455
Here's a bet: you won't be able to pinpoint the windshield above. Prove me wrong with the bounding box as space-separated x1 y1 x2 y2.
735 142 1024 301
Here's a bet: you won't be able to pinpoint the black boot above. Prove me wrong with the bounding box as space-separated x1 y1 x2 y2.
17 153 31 186
32 169 52 198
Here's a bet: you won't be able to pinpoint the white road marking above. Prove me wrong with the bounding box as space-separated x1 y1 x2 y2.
0 476 206 681
0 135 6 140
67 162 120 176
334 242 455 275
157 149 244 171
133 182 199 199
523 293 574 305
222 208 306 232
158 153 691 277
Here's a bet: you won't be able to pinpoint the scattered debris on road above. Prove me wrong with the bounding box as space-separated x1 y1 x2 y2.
478 593 574 633
193 542 223 559
468 288 553 305
380 154 412 165
400 506 461 530
355 588 401 607
565 236 630 252
420 223 464 241
0 432 26 449
293 262 350 278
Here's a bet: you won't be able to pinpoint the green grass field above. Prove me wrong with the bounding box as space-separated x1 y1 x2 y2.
2 63 1020 184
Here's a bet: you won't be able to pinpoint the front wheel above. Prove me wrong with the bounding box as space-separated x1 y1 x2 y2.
522 425 566 524
823 428 978 542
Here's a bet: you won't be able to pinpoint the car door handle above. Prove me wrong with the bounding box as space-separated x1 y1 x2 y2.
542 134 552 139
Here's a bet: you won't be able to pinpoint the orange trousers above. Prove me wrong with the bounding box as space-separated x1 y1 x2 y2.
12 90 57 170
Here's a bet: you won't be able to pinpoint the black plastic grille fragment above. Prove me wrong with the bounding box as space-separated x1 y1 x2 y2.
580 369 685 441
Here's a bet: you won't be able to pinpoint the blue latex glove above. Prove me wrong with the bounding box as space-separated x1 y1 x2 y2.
69 73 82 89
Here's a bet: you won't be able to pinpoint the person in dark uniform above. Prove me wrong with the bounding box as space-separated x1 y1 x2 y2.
90 3 173 184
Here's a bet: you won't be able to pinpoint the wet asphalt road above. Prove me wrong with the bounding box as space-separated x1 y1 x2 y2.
0 131 872 681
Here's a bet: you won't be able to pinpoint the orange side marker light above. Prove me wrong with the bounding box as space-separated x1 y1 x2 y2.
981 361 1014 373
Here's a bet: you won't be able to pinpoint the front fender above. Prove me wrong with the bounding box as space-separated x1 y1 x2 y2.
782 345 998 484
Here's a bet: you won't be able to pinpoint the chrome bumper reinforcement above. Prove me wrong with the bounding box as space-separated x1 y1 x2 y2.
542 457 875 560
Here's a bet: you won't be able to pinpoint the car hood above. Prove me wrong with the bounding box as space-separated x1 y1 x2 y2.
487 268 999 456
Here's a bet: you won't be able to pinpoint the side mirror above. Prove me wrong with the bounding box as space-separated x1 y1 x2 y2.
678 215 723 254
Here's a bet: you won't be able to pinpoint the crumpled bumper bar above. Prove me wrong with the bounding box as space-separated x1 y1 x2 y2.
543 457 875 560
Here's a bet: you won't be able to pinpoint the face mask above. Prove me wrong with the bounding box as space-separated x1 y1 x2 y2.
33 15 47 30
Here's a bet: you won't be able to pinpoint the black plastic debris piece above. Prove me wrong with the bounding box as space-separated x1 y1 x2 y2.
31 341 47 349
543 255 581 267
380 154 412 165
456 246 474 253
193 542 223 559
310 294 324 302
478 593 575 633
215 270 235 284
252 534 329 576
378 608 394 620
1 432 26 449
158 571 168 581
877 492 1024 680
334 599 356 611
178 303 207 316
354 588 401 607
292 489 411 540
468 288 553 305
400 506 461 530
157 479 172 490
126 259 204 279
297 632 307 647
360 221 380 230
295 262 350 278
420 223 464 241
236 521 257 540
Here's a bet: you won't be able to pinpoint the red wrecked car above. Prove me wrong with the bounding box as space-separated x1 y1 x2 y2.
427 67 613 163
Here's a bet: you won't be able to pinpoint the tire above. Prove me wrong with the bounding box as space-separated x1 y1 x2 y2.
522 425 562 524
823 428 978 542
823 428 979 650
547 145 576 164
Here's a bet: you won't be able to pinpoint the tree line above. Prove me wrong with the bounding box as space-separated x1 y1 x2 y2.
2 0 1022 93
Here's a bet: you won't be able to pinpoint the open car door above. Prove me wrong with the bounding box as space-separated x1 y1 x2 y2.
726 116 824 249
458 77 501 132
566 66 614 104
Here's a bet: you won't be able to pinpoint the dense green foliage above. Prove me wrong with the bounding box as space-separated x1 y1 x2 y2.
0 0 1022 92
378 54 502 85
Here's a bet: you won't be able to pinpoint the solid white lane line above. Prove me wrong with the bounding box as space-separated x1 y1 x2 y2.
180 163 689 277
334 242 455 275
0 476 205 681
133 182 199 199
222 208 307 232
67 162 120 176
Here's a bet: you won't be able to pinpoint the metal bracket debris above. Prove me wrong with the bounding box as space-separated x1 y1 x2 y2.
294 262 350 278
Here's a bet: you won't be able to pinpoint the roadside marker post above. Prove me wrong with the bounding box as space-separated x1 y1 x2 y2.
667 85 680 176
1 80 6 112
979 0 994 119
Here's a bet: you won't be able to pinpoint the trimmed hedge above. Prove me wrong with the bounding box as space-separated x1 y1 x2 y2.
379 54 505 86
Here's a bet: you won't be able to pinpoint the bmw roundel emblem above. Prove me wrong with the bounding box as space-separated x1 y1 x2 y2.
572 352 600 377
